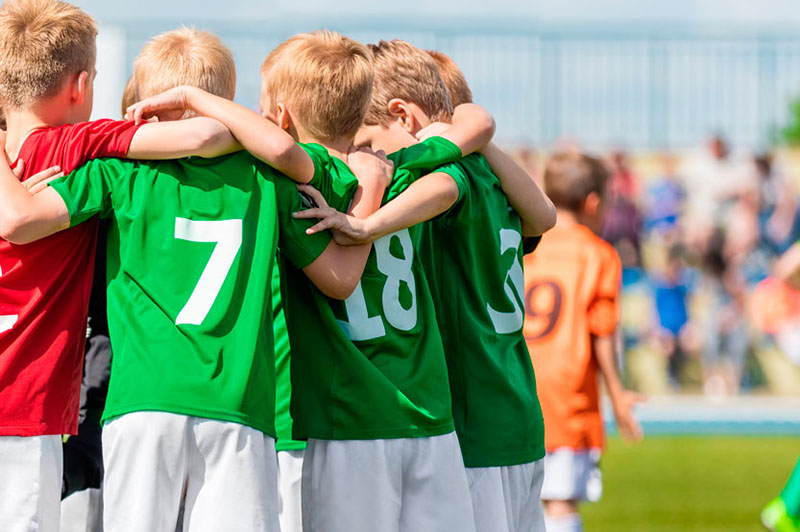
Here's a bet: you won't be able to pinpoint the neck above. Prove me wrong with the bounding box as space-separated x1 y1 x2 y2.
554 208 580 228
296 129 352 161
4 99 73 160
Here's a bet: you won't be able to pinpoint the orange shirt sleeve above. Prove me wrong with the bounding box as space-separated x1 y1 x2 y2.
587 244 622 337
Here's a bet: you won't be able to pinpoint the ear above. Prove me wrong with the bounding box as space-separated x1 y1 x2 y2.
583 191 601 216
387 98 416 134
275 102 292 131
72 71 89 105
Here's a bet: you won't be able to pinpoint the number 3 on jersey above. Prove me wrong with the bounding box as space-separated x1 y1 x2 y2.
0 265 18 334
488 229 526 334
338 229 417 341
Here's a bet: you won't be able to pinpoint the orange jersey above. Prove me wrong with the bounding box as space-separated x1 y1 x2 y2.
523 224 621 451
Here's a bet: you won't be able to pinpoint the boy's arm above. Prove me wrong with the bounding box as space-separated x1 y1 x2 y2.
480 142 556 236
127 86 314 183
417 103 496 156
0 155 69 244
296 172 459 245
291 149 392 299
593 333 645 442
126 117 241 160
774 242 800 289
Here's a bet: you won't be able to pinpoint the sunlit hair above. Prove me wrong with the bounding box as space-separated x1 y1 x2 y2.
364 39 452 127
120 75 136 118
427 50 473 108
134 27 235 102
0 107 5 130
261 30 373 142
0 0 96 109
544 152 609 212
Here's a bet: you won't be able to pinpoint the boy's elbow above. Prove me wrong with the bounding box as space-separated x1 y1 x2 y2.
0 211 25 244
319 279 356 301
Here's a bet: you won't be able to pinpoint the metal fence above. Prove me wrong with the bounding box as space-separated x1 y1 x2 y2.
101 23 800 151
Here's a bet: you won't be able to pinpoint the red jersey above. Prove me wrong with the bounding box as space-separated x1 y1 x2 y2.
523 224 621 451
0 119 140 436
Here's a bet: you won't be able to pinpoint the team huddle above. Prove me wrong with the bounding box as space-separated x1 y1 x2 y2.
0 1 641 532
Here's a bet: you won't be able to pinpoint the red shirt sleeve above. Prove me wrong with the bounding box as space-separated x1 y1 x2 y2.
59 119 142 171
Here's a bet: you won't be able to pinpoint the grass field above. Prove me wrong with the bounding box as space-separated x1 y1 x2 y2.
581 435 800 531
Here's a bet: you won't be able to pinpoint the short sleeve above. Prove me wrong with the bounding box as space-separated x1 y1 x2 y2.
273 175 332 269
388 136 462 174
50 158 125 227
587 245 622 337
61 120 143 170
430 162 469 214
299 143 358 213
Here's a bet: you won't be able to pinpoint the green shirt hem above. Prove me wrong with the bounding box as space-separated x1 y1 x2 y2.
101 403 276 439
298 421 455 441
461 442 547 468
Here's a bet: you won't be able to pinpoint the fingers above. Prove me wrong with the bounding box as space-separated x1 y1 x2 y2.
305 218 337 235
297 184 330 209
26 171 64 194
12 158 24 178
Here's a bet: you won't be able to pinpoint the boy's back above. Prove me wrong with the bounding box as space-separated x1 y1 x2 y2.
50 151 329 436
523 223 620 451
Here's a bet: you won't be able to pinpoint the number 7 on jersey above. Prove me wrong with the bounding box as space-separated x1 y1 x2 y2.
174 218 242 326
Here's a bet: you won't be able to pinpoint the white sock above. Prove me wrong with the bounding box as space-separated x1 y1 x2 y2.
544 513 583 532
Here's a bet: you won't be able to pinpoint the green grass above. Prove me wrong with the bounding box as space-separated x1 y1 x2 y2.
581 435 800 532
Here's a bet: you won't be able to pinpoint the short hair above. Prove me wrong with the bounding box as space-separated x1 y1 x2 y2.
0 107 6 130
426 50 473 107
261 30 373 143
0 0 97 110
544 152 609 212
133 27 235 102
120 75 136 118
364 40 452 127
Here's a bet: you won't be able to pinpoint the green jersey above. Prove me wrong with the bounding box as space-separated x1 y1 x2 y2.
51 152 331 436
285 136 463 440
272 264 306 451
420 153 546 467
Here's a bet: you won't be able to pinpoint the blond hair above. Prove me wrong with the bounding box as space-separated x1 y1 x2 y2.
261 30 373 142
426 50 473 108
364 40 452 127
0 0 96 110
133 27 235 102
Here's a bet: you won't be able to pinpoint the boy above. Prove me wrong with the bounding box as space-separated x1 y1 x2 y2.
129 34 494 532
523 153 644 532
1 26 391 532
299 41 556 532
0 1 266 529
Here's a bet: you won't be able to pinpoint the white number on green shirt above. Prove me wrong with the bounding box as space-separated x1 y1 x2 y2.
174 218 243 326
0 265 18 334
487 229 525 334
338 229 418 341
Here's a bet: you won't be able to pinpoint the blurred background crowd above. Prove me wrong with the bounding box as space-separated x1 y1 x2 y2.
511 137 800 398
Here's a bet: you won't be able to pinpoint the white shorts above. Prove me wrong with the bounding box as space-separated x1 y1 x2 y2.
540 448 602 502
0 435 62 532
102 411 279 532
277 449 304 532
302 432 476 532
60 488 103 532
466 459 546 532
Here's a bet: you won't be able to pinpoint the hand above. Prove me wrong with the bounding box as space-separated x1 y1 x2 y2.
14 159 64 194
415 122 451 142
293 184 371 245
611 390 646 443
347 146 393 188
126 86 194 124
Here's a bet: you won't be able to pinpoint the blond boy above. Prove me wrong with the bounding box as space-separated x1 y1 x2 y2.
299 40 555 532
2 26 391 532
